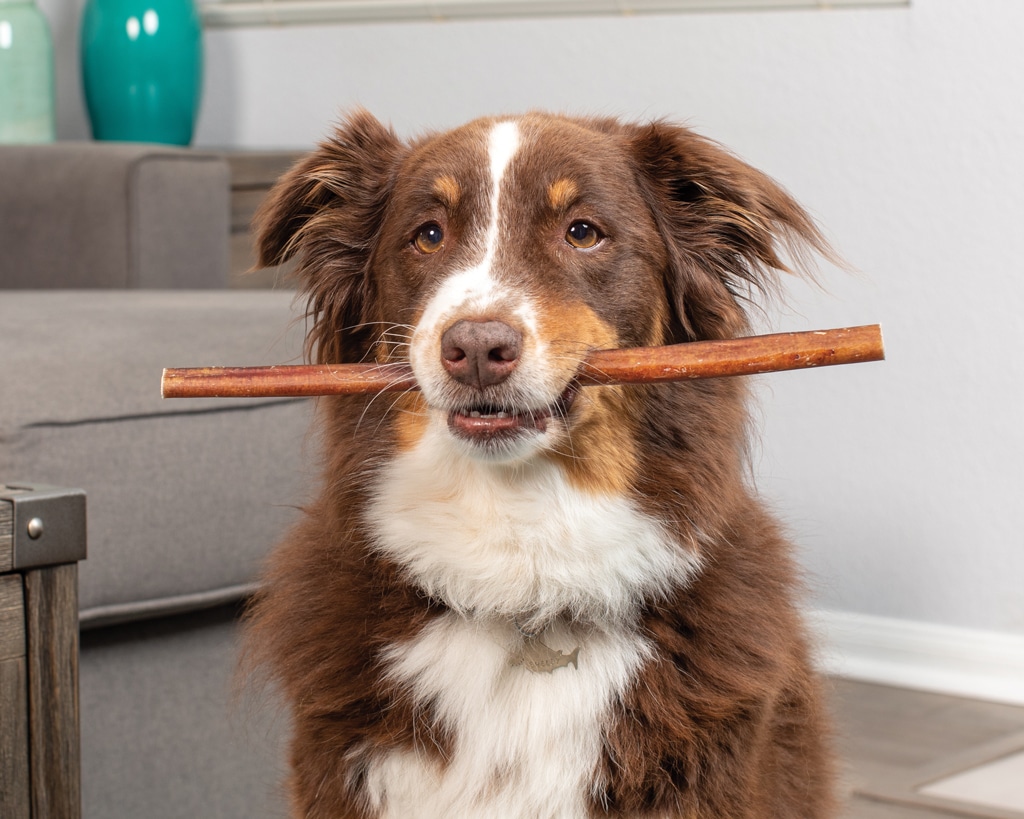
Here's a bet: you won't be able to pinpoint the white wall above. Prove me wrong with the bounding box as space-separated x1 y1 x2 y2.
42 2 1024 646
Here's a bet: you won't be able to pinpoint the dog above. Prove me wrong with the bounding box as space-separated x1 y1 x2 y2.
244 110 837 819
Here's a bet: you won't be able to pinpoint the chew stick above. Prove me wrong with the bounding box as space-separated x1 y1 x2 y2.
161 324 883 399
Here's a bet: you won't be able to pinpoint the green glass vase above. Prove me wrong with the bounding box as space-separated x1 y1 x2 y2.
0 0 56 143
81 0 202 145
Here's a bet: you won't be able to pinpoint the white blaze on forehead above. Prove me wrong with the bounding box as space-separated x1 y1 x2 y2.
412 120 522 357
408 119 561 428
483 120 520 269
487 120 520 214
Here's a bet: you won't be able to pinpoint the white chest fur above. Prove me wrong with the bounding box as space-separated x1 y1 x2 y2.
365 423 699 630
363 614 650 819
359 424 700 817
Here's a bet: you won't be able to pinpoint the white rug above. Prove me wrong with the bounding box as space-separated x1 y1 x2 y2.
919 750 1024 814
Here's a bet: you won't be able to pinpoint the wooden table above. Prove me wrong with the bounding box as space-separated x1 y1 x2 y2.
1 485 86 819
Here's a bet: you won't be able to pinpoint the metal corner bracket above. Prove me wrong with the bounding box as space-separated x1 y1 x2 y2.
0 484 88 570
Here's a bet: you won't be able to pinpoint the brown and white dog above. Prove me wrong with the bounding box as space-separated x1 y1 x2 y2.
245 111 837 818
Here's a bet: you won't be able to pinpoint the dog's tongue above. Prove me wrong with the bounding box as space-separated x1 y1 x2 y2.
448 409 545 439
447 386 577 441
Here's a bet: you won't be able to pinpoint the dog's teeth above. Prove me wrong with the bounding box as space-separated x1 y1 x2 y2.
460 408 516 421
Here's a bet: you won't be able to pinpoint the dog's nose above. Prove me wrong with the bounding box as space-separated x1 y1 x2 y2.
441 319 522 389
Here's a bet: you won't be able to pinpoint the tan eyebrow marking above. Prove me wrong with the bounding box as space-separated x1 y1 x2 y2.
548 178 579 211
432 175 461 209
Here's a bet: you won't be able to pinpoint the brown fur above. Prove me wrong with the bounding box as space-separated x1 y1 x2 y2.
245 110 837 818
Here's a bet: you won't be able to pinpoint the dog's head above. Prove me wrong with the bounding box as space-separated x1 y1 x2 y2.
257 111 829 468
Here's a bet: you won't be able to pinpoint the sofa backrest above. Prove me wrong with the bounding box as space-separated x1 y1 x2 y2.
0 143 230 289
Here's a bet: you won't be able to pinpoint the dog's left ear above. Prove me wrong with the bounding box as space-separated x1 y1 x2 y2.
629 122 835 341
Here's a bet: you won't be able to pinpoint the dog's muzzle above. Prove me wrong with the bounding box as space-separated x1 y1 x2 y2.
438 318 578 444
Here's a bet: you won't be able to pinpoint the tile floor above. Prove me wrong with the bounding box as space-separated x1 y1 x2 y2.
831 679 1024 819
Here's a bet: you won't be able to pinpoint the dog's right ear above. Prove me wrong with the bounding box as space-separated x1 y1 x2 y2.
254 110 406 363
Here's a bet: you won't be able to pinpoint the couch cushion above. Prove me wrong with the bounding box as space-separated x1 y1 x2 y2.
0 291 314 627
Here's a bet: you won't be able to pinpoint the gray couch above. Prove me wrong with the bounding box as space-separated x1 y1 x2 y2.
0 143 230 289
1 145 310 817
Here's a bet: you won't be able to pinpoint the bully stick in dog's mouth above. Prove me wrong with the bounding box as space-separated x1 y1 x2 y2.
237 110 866 819
161 325 884 399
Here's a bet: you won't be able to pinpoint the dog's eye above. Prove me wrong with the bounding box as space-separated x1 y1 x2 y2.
413 223 444 254
565 221 602 249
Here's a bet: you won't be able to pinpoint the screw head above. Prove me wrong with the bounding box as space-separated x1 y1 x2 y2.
27 517 44 539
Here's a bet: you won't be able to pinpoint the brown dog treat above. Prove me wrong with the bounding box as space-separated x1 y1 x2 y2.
161 324 883 399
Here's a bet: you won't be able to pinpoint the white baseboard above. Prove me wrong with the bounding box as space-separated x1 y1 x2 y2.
810 609 1024 707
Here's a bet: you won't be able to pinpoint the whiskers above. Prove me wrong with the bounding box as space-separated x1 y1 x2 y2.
545 336 601 375
543 338 600 467
346 322 425 437
336 320 415 366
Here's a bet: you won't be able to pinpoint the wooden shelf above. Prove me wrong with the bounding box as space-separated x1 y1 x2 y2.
221 150 306 289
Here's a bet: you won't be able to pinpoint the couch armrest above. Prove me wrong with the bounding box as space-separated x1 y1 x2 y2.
0 291 310 628
0 144 230 289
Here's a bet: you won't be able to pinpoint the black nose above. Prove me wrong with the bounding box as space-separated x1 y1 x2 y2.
441 319 522 389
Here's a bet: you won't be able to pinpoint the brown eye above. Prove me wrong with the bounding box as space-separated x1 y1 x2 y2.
565 221 601 249
414 223 444 254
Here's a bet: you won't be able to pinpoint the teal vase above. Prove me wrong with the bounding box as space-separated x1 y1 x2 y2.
81 0 202 145
0 0 56 143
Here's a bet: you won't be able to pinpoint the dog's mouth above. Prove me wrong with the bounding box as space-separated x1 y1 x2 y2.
447 383 579 443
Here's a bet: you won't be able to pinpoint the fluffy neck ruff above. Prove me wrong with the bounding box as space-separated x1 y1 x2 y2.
364 423 701 633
